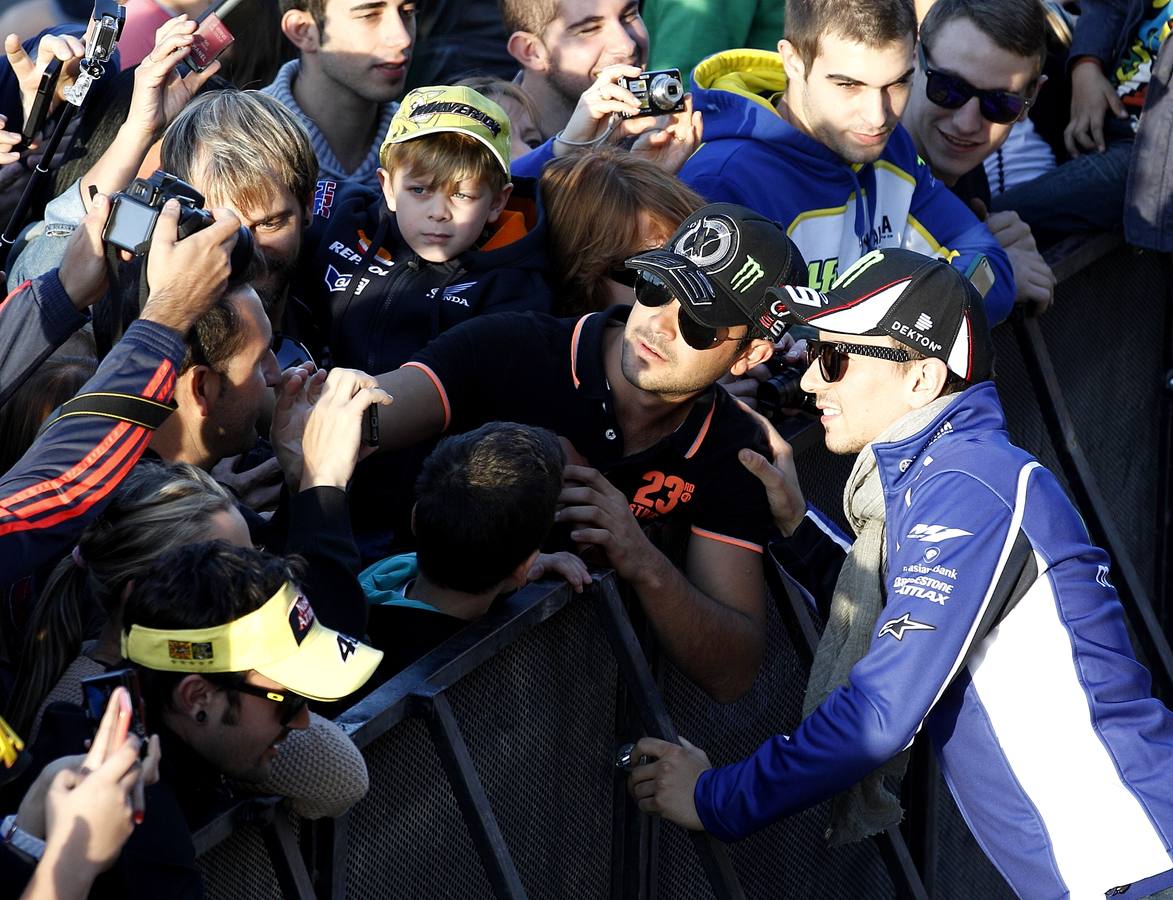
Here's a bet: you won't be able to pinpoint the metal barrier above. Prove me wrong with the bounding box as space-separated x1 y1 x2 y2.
191 237 1172 898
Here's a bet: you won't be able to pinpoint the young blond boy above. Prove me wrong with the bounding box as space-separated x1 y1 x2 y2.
303 84 554 375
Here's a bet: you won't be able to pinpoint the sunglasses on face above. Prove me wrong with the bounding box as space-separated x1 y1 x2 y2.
807 340 915 382
230 679 309 727
633 271 746 351
918 42 1032 125
607 266 640 288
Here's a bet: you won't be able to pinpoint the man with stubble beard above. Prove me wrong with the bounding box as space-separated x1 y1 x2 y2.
356 203 805 704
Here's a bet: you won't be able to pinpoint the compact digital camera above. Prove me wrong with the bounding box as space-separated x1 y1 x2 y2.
103 169 254 273
617 68 686 117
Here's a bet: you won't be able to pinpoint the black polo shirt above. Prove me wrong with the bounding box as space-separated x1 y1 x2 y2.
409 305 772 552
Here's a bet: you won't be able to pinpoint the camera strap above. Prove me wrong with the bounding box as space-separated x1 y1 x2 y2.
40 390 177 433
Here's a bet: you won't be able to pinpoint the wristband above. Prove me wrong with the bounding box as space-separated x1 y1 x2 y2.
1 814 46 861
1071 56 1104 72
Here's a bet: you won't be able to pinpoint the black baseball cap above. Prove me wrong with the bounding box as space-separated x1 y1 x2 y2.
625 203 807 339
767 249 994 383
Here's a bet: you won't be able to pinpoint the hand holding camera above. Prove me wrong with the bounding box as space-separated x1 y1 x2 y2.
134 185 248 334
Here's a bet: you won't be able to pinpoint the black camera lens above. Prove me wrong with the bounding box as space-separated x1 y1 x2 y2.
756 358 818 421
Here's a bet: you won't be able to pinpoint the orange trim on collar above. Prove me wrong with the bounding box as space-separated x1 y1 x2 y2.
569 314 590 389
481 209 527 252
683 402 716 459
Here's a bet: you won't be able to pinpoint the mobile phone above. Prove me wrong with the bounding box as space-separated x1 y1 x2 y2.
964 254 996 299
22 57 63 143
80 668 148 749
361 402 380 447
185 13 234 72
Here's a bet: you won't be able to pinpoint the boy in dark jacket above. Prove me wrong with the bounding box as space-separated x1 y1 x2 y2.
302 84 554 375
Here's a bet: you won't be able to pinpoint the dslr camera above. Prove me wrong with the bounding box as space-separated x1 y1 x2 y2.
103 169 254 272
756 353 818 422
617 68 686 117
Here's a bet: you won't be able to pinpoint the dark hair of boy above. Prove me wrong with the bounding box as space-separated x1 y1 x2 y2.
413 422 565 594
784 0 917 71
919 0 1048 75
124 542 303 724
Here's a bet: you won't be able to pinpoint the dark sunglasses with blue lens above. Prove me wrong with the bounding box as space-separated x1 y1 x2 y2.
918 42 1033 125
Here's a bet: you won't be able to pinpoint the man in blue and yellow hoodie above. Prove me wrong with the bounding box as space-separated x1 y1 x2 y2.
679 0 1015 325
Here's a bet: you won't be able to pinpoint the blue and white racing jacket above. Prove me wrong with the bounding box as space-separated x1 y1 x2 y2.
695 382 1173 898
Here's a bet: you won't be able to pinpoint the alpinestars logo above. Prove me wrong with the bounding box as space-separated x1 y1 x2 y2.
325 264 351 293
906 523 972 543
878 613 935 641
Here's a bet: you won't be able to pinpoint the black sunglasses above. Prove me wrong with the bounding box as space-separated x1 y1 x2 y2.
230 679 309 726
808 340 914 382
607 266 640 288
633 271 746 351
918 42 1032 125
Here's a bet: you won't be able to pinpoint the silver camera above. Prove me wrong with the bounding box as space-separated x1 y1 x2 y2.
617 68 686 118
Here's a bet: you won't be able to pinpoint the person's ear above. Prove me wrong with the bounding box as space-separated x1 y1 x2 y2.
729 338 775 376
507 31 550 73
188 365 221 418
907 357 951 408
282 8 320 53
174 675 216 722
377 166 396 213
486 182 513 224
778 39 807 85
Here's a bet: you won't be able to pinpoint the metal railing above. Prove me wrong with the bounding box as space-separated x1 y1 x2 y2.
192 236 1172 898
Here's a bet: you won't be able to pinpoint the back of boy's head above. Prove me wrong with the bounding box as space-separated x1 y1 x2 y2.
414 422 564 594
380 85 513 195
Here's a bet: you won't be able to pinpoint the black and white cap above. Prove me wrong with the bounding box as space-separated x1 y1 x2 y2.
767 249 994 382
625 203 807 339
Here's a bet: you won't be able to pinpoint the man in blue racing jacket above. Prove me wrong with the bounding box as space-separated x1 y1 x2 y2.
629 248 1173 899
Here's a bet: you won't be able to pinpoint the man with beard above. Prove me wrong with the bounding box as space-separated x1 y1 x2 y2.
501 0 649 142
678 0 1016 326
356 203 801 702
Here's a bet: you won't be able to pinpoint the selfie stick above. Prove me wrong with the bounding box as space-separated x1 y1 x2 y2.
0 0 125 257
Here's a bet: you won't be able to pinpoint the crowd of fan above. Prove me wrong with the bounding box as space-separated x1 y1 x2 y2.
0 0 1169 896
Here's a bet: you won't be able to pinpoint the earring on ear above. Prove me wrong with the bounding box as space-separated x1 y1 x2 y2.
196 710 208 724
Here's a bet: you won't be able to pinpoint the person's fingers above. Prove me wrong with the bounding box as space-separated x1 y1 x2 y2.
1089 114 1106 154
679 736 697 751
738 447 785 491
141 734 161 786
1063 121 1079 158
83 687 126 770
60 34 84 59
183 57 221 92
968 197 989 221
568 526 609 547
1107 88 1128 119
152 199 181 245
633 736 676 758
5 34 32 82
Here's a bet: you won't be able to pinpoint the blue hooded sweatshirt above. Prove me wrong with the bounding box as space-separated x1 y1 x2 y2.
679 50 1015 325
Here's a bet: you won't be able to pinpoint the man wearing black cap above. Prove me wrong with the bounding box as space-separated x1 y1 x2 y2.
629 249 1173 898
364 203 806 702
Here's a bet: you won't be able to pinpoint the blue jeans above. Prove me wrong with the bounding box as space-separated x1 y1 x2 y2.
992 132 1134 247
